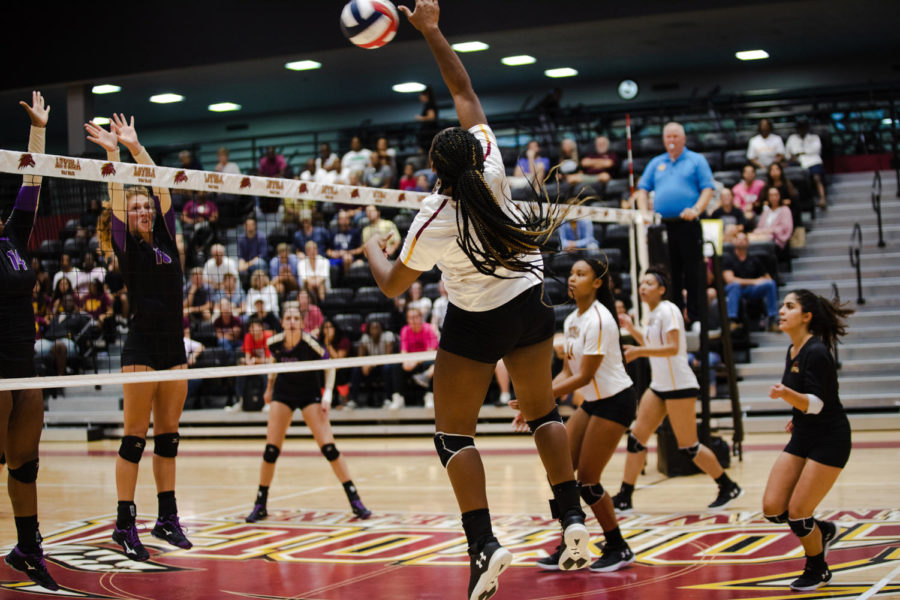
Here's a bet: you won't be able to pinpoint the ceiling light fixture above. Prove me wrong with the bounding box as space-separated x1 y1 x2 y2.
545 67 578 78
501 55 536 66
452 41 489 52
149 93 184 104
91 84 121 95
208 102 242 113
392 82 427 93
735 49 769 61
285 60 322 71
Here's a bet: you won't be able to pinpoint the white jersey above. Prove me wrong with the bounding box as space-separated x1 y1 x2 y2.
399 124 542 312
562 301 633 401
645 300 699 392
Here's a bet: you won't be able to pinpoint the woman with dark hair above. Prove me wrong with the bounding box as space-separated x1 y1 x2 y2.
50 276 74 314
1 91 58 590
612 266 742 511
415 84 439 151
320 318 352 407
765 161 800 225
366 2 587 598
762 290 853 591
86 114 192 561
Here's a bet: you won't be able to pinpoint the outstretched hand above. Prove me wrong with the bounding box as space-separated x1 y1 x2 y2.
84 121 119 152
20 91 50 128
111 113 141 154
398 0 439 32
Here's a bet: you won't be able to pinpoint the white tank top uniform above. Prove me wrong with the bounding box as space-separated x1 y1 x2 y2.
645 300 699 393
398 124 542 312
563 300 633 401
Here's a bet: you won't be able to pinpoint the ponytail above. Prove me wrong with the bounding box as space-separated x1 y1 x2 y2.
791 289 854 354
584 257 626 363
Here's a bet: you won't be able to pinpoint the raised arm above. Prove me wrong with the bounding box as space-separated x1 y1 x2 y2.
112 113 174 215
6 92 49 241
20 91 49 188
85 121 125 223
400 0 486 130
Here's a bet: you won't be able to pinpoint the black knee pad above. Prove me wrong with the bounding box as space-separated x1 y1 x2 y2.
526 407 562 434
626 433 646 453
153 432 180 458
263 444 280 464
678 442 701 460
320 443 340 462
789 516 815 538
764 511 788 524
579 482 606 506
433 432 475 468
118 436 146 464
8 458 39 483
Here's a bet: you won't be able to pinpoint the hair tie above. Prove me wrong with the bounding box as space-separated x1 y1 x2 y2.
652 272 665 287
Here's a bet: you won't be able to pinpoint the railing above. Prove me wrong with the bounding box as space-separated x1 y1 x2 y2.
872 171 886 248
831 282 842 370
849 223 865 305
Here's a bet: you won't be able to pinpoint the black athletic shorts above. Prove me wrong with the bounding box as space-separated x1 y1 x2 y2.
272 392 321 412
0 343 36 379
784 419 852 469
579 386 636 428
439 284 555 364
650 387 700 401
121 329 186 371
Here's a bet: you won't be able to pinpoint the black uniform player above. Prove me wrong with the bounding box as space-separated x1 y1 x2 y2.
1 91 58 590
86 114 191 561
762 289 854 592
246 305 371 522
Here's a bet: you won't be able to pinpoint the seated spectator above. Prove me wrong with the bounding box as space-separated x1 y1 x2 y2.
179 149 202 171
414 173 432 193
559 217 599 252
293 210 331 256
351 319 397 408
297 240 331 303
732 164 765 212
184 267 214 324
315 142 339 174
722 232 780 332
296 290 324 337
52 252 80 292
786 120 827 208
321 318 352 407
398 163 418 191
388 307 438 410
182 192 219 261
35 293 90 377
259 146 287 178
342 136 372 175
299 158 317 181
214 298 244 355
711 188 747 243
513 140 550 189
430 280 449 332
104 254 128 325
746 118 785 170
269 243 299 281
751 187 794 253
31 256 51 297
407 281 432 322
327 209 364 275
183 324 206 407
363 153 394 189
238 216 267 286
765 161 801 226
80 279 115 346
215 147 241 174
361 205 400 256
248 298 281 334
32 280 51 340
556 137 581 179
375 136 398 174
203 243 239 290
273 263 301 303
580 135 617 183
51 276 75 315
246 270 280 317
76 252 106 296
80 197 102 234
213 272 246 315
316 158 344 185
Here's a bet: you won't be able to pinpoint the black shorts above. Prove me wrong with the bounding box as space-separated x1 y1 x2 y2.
273 392 321 412
439 284 555 364
784 420 852 469
0 344 36 379
650 387 700 401
579 386 636 428
121 329 186 371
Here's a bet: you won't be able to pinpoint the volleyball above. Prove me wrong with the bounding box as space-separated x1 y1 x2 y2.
340 0 399 49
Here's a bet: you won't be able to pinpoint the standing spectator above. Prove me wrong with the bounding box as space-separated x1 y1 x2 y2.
215 147 241 175
213 298 244 355
51 252 81 291
559 217 599 252
747 118 785 170
342 136 372 175
430 280 449 332
636 121 714 326
752 188 794 259
76 252 106 296
213 272 246 315
786 121 827 209
351 319 396 408
238 216 267 286
398 163 418 191
183 267 213 324
732 164 765 212
361 205 401 256
580 135 618 183
327 210 364 275
258 146 286 178
246 270 280 317
389 306 439 409
315 142 339 174
722 232 780 331
293 211 331 256
415 85 439 151
297 240 331 303
296 290 324 337
363 153 394 189
203 243 238 290
711 188 747 243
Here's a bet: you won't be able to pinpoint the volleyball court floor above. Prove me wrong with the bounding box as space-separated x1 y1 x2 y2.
2 431 898 599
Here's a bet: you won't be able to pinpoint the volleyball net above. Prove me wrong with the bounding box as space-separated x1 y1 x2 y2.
0 149 648 394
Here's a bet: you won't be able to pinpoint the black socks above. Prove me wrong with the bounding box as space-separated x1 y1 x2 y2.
117 501 136 528
158 491 177 518
343 480 360 502
461 508 494 552
15 515 40 552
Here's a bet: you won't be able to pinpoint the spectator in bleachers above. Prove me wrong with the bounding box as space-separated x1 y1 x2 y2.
351 318 396 408
182 323 206 408
179 149 202 171
580 135 618 183
35 293 89 377
751 187 794 254
203 243 239 291
76 252 106 296
269 243 298 280
327 210 364 275
316 158 345 185
636 121 714 326
342 136 372 175
414 174 431 192
363 153 394 189
240 319 271 366
182 192 219 227
81 279 115 346
292 210 331 256
722 232 780 332
732 164 765 212
388 306 438 410
407 281 432 322
375 136 398 174
215 147 241 175
213 298 244 356
361 205 401 256
238 216 267 285
297 240 331 303
415 85 439 152
513 140 550 189
710 188 747 244
52 252 80 292
182 192 219 262
33 280 51 341
321 318 352 407
248 298 281 334
746 118 785 170
272 263 300 304
315 142 339 174
184 267 213 324
31 257 51 297
51 276 74 315
786 121 827 209
104 254 128 326
299 158 317 181
246 270 280 317
258 146 287 178
556 138 580 179
213 272 246 315
430 280 449 332
765 162 800 226
398 163 418 191
296 290 324 336
559 217 599 252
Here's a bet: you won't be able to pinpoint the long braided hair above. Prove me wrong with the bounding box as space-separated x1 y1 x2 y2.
430 127 566 278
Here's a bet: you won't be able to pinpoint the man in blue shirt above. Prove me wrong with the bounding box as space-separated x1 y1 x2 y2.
636 122 714 324
238 216 267 290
